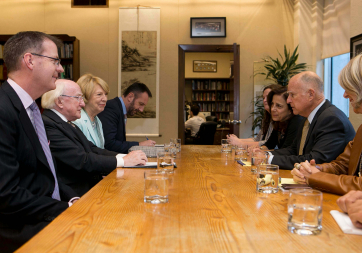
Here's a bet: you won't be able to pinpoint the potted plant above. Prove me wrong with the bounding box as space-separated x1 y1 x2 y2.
249 45 308 133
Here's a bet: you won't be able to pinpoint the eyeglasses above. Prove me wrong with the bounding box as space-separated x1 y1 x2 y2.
60 94 84 102
31 53 61 66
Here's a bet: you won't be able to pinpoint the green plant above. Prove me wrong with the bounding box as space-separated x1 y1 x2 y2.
246 94 264 135
257 45 307 86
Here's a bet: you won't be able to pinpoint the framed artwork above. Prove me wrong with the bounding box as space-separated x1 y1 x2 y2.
193 60 217 72
190 17 226 38
350 33 362 59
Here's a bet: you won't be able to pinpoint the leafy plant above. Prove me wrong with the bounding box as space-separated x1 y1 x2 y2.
246 95 264 135
256 45 307 86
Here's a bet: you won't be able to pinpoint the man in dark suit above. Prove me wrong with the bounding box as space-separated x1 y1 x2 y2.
98 82 156 153
41 79 148 196
269 71 355 170
0 32 79 252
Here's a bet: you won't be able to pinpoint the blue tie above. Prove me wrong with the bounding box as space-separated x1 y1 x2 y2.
29 102 61 201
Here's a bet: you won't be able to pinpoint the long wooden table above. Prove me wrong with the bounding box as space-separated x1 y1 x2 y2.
17 146 361 252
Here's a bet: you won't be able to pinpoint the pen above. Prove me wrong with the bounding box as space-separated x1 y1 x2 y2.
145 136 149 140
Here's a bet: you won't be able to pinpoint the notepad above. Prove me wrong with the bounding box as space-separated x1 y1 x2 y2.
330 210 362 235
123 162 157 168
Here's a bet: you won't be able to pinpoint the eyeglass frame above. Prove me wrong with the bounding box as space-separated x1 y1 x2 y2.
30 53 61 66
60 94 85 102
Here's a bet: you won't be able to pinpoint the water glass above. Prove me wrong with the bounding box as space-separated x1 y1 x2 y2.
256 164 279 193
171 138 181 152
221 139 232 153
157 151 174 173
288 189 323 235
251 150 268 173
144 171 169 204
234 146 248 161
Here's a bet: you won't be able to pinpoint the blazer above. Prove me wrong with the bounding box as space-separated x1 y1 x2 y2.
98 97 139 153
307 124 362 195
73 109 105 149
42 109 118 196
0 82 77 253
271 100 355 170
264 115 304 150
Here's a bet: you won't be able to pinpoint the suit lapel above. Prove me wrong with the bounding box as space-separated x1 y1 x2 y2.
115 98 126 139
303 100 331 151
348 125 362 175
2 82 51 170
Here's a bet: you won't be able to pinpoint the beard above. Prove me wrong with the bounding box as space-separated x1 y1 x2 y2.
127 98 136 116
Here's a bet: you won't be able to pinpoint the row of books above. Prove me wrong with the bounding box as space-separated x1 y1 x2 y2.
192 92 231 101
191 80 230 90
216 102 230 112
196 102 230 112
58 43 74 58
197 103 216 112
60 64 73 80
216 113 230 120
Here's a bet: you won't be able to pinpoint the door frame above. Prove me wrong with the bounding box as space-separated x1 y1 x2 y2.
178 44 240 144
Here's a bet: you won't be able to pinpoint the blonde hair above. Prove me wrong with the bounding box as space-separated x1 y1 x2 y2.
338 53 362 108
76 73 109 104
41 81 66 109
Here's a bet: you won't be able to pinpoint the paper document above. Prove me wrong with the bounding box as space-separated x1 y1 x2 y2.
330 210 362 235
124 162 157 168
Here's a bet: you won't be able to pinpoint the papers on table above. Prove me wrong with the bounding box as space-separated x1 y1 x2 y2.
155 144 164 147
123 162 157 168
330 210 362 235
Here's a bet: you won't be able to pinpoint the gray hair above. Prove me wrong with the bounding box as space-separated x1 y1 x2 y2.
339 53 362 108
299 71 324 93
41 81 66 109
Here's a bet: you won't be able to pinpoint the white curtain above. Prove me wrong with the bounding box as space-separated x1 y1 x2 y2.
321 0 351 59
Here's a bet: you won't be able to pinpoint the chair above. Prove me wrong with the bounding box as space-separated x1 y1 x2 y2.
193 121 218 145
206 116 217 122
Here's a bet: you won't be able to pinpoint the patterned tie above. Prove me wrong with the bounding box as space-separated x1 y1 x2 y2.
29 102 61 200
299 120 310 155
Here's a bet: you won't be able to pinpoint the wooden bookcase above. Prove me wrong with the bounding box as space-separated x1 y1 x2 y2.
186 78 233 120
0 34 80 85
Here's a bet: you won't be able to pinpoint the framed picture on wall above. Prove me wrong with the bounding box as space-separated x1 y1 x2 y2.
190 17 226 38
350 33 362 59
193 60 217 72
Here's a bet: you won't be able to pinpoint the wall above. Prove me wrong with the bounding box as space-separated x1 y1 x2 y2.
349 0 362 130
0 0 294 141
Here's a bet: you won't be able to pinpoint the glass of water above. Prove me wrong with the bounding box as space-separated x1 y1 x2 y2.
234 146 248 161
144 170 169 204
256 164 279 193
251 150 268 173
288 189 323 235
157 151 174 173
221 139 232 153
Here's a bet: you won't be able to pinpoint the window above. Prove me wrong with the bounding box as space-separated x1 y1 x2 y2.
324 53 350 117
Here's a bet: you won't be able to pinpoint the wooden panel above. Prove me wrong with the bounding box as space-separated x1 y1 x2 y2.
16 146 361 252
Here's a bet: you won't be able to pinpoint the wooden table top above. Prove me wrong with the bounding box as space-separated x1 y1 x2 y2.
17 145 361 252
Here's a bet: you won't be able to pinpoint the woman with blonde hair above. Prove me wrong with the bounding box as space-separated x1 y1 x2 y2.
73 73 109 148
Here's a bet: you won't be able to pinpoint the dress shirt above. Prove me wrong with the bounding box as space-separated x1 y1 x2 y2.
268 100 326 163
51 109 125 167
119 97 128 125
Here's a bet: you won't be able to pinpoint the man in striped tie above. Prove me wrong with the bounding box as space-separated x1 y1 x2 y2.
0 31 79 252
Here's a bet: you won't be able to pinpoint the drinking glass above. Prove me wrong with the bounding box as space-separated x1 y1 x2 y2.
251 150 268 173
157 151 174 173
234 146 248 161
171 138 181 152
144 171 169 204
256 164 279 193
288 189 323 235
221 139 232 153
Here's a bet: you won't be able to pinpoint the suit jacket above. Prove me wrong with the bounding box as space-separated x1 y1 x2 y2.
0 82 77 253
307 125 362 195
98 97 139 153
271 100 355 170
42 109 118 196
73 109 105 148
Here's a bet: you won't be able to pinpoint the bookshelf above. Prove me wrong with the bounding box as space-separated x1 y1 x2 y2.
186 78 233 120
0 34 80 86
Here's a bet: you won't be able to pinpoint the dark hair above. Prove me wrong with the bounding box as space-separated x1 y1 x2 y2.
191 104 200 116
3 31 63 73
123 82 152 98
267 86 293 131
261 84 282 137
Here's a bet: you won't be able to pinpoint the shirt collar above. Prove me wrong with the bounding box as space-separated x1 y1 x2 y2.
51 109 68 122
119 97 127 116
7 78 34 110
307 99 326 123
